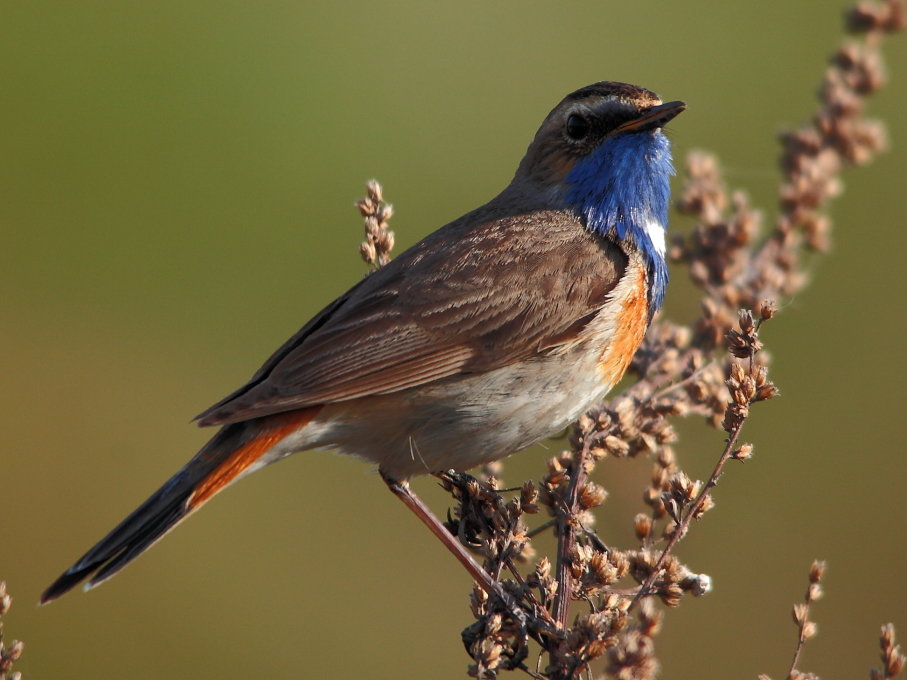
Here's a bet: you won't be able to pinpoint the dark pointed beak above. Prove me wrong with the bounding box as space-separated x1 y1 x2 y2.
617 100 686 133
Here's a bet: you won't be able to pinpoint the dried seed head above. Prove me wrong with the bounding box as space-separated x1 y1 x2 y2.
604 435 631 457
732 443 755 461
758 299 777 321
359 240 377 263
738 309 755 334
808 582 824 602
377 230 395 252
669 471 697 503
365 178 382 203
811 561 827 584
634 513 654 541
692 493 715 518
682 572 713 597
752 377 778 401
657 447 676 469
578 482 608 510
520 481 539 513
660 582 684 607
876 623 906 678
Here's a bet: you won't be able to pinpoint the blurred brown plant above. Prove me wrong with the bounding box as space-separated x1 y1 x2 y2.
0 582 23 680
758 560 827 680
356 1 904 678
759 562 905 680
356 178 395 269
873 625 907 680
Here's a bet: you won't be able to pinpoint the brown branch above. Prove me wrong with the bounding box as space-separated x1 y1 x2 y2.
552 439 592 627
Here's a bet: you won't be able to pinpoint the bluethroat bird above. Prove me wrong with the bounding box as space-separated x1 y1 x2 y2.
42 81 684 604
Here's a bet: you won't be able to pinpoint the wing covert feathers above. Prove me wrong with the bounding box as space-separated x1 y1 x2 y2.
198 211 627 426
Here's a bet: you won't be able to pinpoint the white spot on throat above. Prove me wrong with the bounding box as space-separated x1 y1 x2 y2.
645 217 666 257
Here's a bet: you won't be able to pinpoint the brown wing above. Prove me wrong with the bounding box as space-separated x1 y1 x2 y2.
196 209 627 426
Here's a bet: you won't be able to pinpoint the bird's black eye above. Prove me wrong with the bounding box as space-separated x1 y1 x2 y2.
565 113 591 141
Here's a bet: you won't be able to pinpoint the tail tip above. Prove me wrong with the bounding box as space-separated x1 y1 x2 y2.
39 565 95 605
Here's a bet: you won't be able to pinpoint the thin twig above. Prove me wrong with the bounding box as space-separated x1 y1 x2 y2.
630 419 744 608
552 436 593 626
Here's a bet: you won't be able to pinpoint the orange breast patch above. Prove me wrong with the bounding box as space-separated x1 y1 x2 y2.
598 266 649 389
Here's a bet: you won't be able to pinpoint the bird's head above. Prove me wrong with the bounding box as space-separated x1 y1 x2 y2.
513 82 685 312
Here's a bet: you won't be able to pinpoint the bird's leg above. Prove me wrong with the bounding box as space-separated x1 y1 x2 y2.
380 470 501 596
382 472 544 633
381 471 566 647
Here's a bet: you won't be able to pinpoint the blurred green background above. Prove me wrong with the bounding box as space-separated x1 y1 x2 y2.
2 2 905 678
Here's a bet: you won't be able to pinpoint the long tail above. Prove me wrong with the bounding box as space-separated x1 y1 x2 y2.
40 407 319 604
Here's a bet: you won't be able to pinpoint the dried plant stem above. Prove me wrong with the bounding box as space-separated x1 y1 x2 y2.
631 419 743 608
553 443 592 627
651 359 717 400
526 519 557 539
873 624 906 680
0 582 23 680
759 560 826 680
633 311 768 608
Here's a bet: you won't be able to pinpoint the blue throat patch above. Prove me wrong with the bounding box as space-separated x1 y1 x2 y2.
564 131 674 315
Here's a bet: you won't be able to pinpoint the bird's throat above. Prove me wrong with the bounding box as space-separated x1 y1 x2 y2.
565 130 674 314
